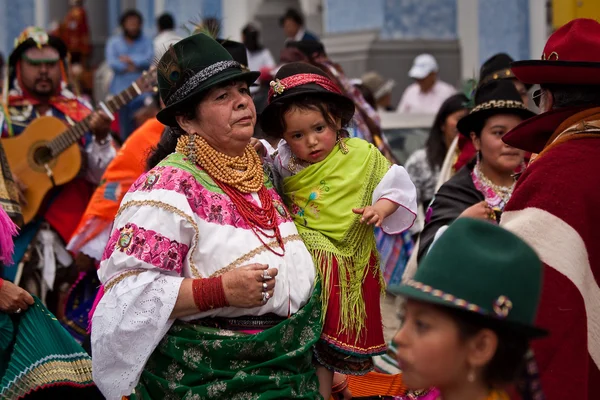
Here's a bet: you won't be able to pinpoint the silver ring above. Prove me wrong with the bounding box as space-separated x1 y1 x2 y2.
262 270 272 281
262 282 268 291
15 308 22 314
261 292 268 304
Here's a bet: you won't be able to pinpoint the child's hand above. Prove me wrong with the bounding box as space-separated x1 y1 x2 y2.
250 138 266 157
353 206 384 227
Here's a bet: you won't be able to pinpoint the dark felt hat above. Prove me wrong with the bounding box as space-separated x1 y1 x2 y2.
259 62 355 137
156 33 259 127
479 53 532 89
457 79 536 136
390 218 547 338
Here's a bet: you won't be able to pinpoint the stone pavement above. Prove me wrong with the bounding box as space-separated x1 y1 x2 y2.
381 293 401 342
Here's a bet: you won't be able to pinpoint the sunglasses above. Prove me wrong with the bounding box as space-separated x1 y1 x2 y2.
532 89 542 108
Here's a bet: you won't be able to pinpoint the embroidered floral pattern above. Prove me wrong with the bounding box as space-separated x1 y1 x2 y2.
102 222 189 274
129 165 292 229
289 180 329 226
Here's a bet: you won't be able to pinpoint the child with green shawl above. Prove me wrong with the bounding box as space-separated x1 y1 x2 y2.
260 62 418 399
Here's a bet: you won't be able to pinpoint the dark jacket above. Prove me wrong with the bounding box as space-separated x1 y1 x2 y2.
417 161 484 262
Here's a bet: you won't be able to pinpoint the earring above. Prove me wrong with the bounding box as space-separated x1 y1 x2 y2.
187 133 198 164
467 368 476 383
288 154 300 173
336 135 349 155
476 150 481 164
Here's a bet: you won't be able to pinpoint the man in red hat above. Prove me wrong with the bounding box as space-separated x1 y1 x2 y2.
500 18 600 399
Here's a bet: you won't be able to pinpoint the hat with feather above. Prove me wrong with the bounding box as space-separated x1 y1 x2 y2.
155 32 259 127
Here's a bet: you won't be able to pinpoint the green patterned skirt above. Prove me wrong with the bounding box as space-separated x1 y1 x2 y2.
130 286 323 400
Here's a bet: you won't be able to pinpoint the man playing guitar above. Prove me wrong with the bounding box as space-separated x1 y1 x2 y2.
0 27 115 314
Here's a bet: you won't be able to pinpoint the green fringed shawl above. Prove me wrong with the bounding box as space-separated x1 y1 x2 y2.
282 138 390 335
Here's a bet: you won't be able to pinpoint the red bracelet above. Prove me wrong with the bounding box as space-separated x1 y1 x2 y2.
192 276 229 312
331 374 349 394
0 278 4 291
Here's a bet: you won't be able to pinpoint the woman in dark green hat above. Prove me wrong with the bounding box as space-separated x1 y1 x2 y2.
392 218 546 400
90 33 322 399
417 80 535 262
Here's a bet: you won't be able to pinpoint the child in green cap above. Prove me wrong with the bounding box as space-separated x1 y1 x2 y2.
391 218 547 400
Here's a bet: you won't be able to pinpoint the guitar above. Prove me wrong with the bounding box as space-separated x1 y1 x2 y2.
2 67 157 224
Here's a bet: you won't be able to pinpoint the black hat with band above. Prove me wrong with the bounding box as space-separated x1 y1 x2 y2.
156 33 260 127
457 79 536 137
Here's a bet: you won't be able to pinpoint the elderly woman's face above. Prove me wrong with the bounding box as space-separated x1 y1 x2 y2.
179 81 256 156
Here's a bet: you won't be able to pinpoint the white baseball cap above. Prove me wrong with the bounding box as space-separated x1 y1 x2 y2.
408 54 439 79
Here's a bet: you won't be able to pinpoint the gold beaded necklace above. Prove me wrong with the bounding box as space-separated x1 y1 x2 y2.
474 163 515 204
176 134 264 193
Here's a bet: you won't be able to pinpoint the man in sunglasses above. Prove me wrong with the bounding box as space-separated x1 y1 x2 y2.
500 18 600 400
0 27 115 315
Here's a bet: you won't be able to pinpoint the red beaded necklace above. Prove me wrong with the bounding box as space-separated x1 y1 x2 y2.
215 180 286 256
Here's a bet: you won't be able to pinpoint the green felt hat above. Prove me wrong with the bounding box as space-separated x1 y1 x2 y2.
156 33 260 127
390 218 547 338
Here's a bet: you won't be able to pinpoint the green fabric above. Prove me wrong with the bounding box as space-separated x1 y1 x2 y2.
158 152 274 195
282 138 390 335
130 285 323 400
0 297 94 398
156 33 260 126
390 218 546 338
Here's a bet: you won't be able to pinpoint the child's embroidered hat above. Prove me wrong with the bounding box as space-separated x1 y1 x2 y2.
259 62 355 137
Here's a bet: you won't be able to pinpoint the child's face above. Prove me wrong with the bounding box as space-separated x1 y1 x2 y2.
282 106 339 163
393 299 473 390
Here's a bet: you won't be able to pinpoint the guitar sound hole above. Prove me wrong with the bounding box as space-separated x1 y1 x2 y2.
33 145 53 165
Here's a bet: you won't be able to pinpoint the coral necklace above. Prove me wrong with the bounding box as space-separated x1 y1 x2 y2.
176 134 285 256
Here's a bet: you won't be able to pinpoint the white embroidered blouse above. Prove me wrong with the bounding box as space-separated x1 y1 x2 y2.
91 152 316 399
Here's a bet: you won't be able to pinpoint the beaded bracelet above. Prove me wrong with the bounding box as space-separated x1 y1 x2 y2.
331 374 349 394
192 276 229 312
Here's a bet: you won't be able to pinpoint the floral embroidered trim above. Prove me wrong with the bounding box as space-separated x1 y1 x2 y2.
105 222 189 274
320 332 388 355
493 295 513 318
129 165 292 229
209 234 302 277
115 200 202 277
104 269 146 291
404 279 486 315
166 60 240 105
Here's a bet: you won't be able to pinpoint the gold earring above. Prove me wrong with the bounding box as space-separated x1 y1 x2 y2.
187 133 198 164
288 154 300 173
336 136 349 155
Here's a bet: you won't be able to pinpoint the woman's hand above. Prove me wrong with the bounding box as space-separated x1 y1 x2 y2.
221 263 278 308
0 280 34 314
459 201 493 221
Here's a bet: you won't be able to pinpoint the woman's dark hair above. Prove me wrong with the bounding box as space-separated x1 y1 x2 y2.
279 8 304 27
354 83 377 111
157 13 174 31
120 9 143 26
242 24 263 53
541 83 600 109
425 93 468 170
261 94 353 138
146 101 199 170
442 305 530 387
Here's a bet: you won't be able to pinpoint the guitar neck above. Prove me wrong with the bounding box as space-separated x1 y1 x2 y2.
48 84 141 156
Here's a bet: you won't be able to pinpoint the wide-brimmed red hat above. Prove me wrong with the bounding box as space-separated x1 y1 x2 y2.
511 18 600 85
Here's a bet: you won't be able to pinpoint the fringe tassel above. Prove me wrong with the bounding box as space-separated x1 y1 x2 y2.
0 206 18 263
310 234 381 340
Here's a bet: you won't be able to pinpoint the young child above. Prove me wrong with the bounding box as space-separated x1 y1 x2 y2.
391 218 546 400
260 62 418 399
